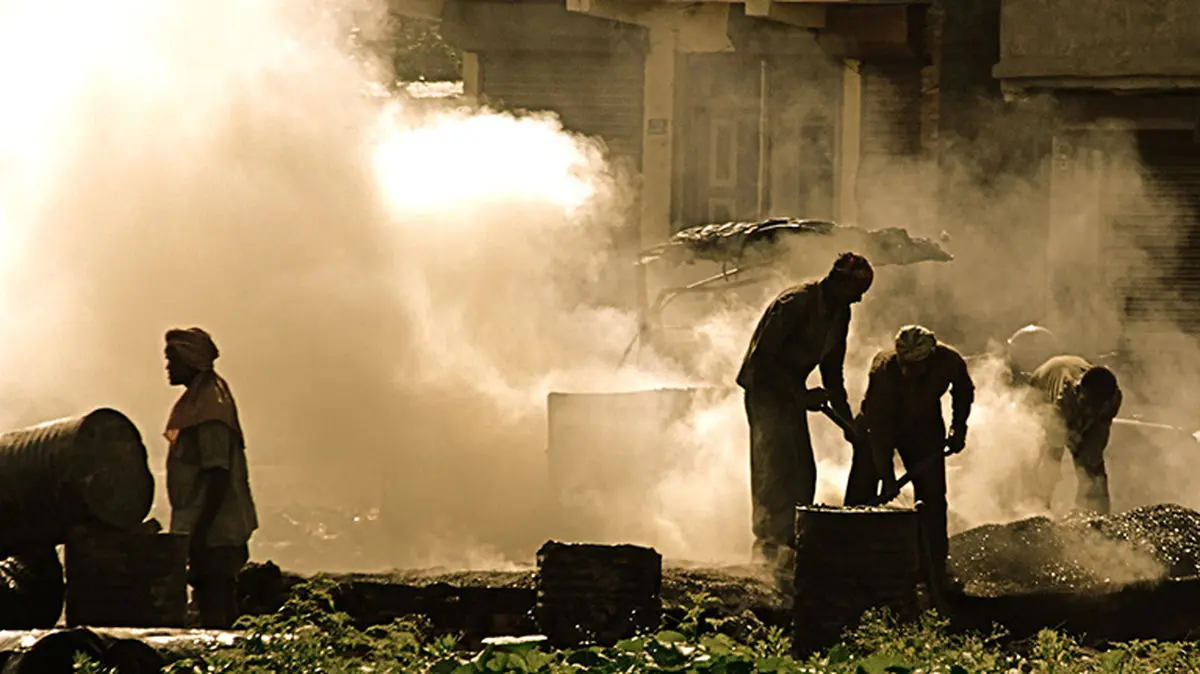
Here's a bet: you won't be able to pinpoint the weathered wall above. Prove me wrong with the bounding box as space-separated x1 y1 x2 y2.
995 0 1200 80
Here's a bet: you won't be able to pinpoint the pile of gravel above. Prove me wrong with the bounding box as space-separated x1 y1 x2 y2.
949 504 1200 596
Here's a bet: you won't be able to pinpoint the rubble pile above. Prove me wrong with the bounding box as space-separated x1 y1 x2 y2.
949 504 1200 596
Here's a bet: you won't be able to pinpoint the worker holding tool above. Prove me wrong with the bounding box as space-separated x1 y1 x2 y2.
858 325 974 587
736 252 874 567
1028 355 1122 515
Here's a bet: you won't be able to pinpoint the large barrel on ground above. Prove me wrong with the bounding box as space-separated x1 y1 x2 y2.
0 409 154 555
792 506 923 655
535 541 662 647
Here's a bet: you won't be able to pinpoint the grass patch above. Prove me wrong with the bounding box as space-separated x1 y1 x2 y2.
72 577 1200 673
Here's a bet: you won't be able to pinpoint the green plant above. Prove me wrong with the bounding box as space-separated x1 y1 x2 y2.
68 578 1200 673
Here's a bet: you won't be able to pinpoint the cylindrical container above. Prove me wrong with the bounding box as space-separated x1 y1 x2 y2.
535 541 662 647
0 409 154 556
0 549 65 629
64 527 188 628
792 506 923 656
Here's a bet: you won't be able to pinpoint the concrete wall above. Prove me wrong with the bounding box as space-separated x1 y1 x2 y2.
995 0 1200 80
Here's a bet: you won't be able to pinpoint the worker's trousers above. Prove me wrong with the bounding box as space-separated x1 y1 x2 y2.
1036 442 1110 515
870 433 949 583
744 388 815 567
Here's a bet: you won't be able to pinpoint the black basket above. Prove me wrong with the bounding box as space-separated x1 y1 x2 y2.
535 541 662 647
792 506 923 656
64 527 188 628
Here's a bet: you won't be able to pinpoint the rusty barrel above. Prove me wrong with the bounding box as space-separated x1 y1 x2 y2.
792 505 923 656
535 541 662 647
64 527 189 628
0 409 154 556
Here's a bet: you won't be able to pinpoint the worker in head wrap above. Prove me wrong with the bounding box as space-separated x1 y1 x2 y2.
736 252 874 568
1028 355 1122 515
164 327 259 629
853 324 974 588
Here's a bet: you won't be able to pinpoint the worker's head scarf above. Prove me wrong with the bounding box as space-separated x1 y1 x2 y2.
166 328 219 372
828 252 875 294
895 325 937 364
164 327 243 445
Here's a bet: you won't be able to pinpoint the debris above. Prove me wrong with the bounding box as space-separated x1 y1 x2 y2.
0 550 63 630
949 504 1200 596
636 218 954 268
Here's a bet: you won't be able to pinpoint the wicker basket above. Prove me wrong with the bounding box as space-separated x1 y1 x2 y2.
535 541 662 647
64 527 188 628
792 506 923 655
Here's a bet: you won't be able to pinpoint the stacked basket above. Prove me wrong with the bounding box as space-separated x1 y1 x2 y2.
64 526 189 628
535 541 662 647
792 505 923 655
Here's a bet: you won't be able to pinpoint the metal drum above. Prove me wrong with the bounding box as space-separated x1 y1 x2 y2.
0 409 154 555
792 505 923 655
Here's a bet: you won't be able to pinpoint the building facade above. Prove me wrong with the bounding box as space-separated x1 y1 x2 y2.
395 0 1200 371
994 0 1200 363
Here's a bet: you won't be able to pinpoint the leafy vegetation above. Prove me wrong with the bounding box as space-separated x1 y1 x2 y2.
70 577 1200 673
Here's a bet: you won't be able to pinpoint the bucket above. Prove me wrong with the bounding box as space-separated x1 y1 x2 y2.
792 505 922 655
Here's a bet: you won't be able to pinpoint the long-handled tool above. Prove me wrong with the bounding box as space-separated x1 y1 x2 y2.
868 447 955 507
816 401 860 444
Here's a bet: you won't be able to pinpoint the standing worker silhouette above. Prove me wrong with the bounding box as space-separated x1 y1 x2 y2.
164 327 259 628
736 252 874 568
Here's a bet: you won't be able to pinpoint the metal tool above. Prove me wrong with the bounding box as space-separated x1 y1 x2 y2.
868 446 956 507
816 401 861 444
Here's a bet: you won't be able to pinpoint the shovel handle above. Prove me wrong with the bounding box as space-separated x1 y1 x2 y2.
817 403 860 443
871 446 956 506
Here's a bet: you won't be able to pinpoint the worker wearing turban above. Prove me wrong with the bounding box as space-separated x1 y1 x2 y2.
851 324 974 590
164 327 258 629
736 252 874 572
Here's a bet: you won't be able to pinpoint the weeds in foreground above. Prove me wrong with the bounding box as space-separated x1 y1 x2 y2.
71 577 1200 673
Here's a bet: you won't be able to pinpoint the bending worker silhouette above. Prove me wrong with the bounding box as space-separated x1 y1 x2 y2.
164 327 259 628
1029 355 1122 514
855 325 974 586
736 252 874 566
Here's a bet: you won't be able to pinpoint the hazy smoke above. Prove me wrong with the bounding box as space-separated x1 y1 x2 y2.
0 0 1193 575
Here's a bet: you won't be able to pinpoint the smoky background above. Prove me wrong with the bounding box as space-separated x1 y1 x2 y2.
0 0 1193 575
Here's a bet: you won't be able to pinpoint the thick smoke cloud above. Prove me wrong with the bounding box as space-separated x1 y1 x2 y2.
0 0 1193 575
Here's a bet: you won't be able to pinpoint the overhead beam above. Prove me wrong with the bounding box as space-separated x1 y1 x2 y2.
566 0 734 52
745 0 826 28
